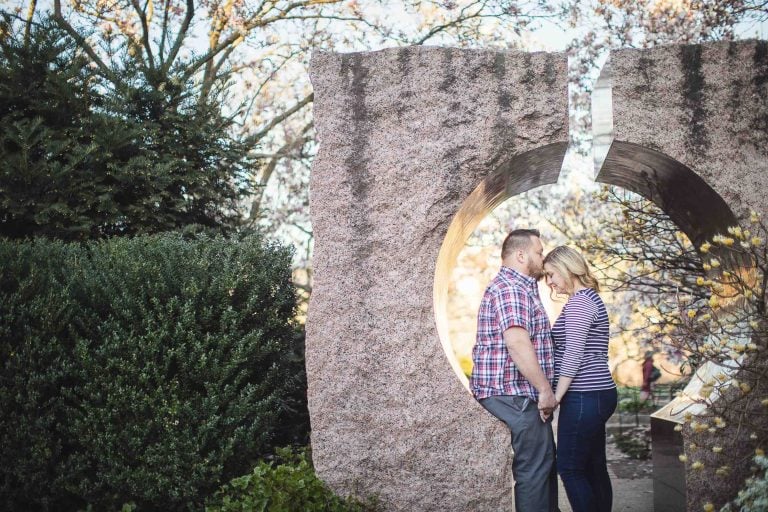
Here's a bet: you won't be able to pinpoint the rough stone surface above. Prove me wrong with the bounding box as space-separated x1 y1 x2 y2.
307 41 768 512
307 46 568 511
606 41 768 221
603 40 768 511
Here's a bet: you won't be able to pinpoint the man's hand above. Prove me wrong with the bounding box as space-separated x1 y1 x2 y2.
503 327 556 422
538 388 557 422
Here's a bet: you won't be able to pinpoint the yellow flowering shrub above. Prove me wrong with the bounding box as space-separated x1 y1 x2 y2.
677 213 767 511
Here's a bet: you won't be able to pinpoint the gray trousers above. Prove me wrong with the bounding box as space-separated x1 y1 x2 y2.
481 395 559 512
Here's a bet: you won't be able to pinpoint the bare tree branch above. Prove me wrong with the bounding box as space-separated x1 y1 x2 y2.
52 0 120 84
161 0 194 75
244 93 313 146
158 0 170 60
247 121 314 221
23 0 37 48
130 0 156 69
181 0 344 85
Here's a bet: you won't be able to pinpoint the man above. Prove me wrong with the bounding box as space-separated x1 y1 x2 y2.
470 228 559 512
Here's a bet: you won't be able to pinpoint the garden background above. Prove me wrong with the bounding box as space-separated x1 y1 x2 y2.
2 0 768 510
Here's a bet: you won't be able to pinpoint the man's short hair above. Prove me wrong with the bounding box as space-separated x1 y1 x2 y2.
501 229 541 259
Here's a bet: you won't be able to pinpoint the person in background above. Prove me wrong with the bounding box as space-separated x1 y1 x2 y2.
470 228 559 512
640 350 659 403
543 246 617 512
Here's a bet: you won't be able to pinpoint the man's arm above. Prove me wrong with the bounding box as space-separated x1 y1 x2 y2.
503 326 557 421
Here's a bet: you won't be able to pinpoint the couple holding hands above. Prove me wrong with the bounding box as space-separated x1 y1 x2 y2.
470 228 617 512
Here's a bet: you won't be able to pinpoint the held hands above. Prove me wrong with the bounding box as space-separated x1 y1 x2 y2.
537 388 558 422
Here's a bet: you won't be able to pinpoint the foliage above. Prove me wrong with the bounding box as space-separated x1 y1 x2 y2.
0 16 253 240
0 233 309 511
671 213 768 510
613 427 651 460
580 186 705 369
2 0 565 271
574 0 766 49
614 389 652 459
618 395 649 414
721 455 768 512
207 448 380 512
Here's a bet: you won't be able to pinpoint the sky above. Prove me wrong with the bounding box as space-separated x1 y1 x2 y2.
526 7 768 52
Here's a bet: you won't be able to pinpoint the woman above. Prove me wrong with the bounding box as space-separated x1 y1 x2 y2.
543 246 617 512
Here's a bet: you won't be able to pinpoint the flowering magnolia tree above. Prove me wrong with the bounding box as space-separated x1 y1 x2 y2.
577 186 706 367
3 0 564 276
512 179 704 374
10 0 762 288
668 212 768 511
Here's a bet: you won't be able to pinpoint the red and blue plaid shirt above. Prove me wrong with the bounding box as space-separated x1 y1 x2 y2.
470 266 555 401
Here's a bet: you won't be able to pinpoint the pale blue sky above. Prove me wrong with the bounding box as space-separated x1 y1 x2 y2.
526 10 768 52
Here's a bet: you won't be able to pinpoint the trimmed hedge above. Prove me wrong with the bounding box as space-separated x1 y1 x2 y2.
0 233 309 511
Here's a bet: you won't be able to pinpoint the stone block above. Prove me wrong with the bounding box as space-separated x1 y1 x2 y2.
307 46 568 511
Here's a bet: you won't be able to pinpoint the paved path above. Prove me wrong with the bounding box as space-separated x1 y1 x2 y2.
554 414 654 512
556 439 653 512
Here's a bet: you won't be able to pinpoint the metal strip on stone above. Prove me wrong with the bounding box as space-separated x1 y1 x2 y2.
599 41 768 223
307 46 568 511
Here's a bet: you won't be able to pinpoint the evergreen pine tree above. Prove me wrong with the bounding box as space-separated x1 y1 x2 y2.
0 15 254 240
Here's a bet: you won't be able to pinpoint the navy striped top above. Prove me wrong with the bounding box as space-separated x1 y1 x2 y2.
552 288 616 392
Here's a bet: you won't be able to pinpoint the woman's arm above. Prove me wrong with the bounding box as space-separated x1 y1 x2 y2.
555 375 573 403
557 294 598 401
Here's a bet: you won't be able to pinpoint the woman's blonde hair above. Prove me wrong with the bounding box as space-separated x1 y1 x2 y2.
543 246 600 293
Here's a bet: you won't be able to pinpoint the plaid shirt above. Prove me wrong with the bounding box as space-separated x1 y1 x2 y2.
470 266 555 401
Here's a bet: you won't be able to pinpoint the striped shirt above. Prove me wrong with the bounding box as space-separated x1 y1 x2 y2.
470 266 555 401
552 288 616 392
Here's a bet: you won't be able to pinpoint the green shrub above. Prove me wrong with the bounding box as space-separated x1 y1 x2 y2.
207 449 380 512
618 396 647 414
0 233 309 511
613 427 651 460
721 455 768 512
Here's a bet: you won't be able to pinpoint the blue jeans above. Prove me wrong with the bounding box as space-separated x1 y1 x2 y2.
480 395 559 512
557 388 618 512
